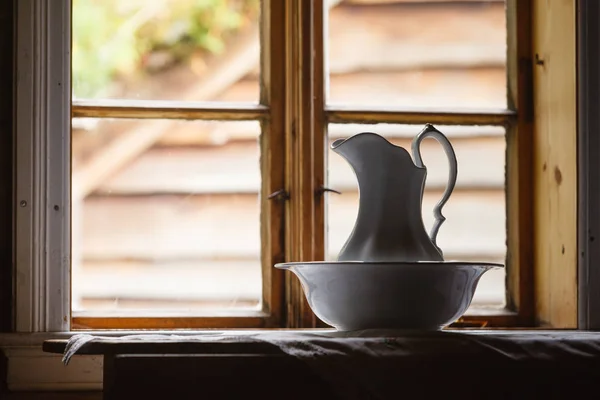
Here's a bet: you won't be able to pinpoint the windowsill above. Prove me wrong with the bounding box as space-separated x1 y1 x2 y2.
43 327 590 357
0 328 593 392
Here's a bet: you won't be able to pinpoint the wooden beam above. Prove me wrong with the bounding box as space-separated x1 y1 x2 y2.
96 136 506 194
72 256 505 312
74 260 261 302
153 121 504 146
328 68 507 109
184 66 511 112
328 1 506 73
532 0 577 328
80 190 507 262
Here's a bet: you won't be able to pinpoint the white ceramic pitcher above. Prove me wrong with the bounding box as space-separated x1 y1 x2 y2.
331 124 458 262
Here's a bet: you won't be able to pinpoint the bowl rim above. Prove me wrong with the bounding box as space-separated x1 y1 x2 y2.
274 260 504 269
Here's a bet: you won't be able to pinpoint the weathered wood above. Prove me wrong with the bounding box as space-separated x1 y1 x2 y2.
216 67 507 107
532 0 577 328
77 298 259 312
151 121 504 146
79 190 506 261
327 68 506 108
327 190 506 260
75 260 261 302
96 136 505 194
74 188 507 310
70 0 509 196
328 1 506 72
73 256 505 309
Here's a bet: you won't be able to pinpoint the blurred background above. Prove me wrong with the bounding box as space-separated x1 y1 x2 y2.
71 0 507 316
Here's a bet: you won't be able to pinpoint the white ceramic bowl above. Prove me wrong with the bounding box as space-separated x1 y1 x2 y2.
275 261 503 331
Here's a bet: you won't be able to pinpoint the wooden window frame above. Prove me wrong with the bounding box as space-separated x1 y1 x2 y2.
285 0 530 329
283 0 578 330
11 0 578 332
71 0 287 329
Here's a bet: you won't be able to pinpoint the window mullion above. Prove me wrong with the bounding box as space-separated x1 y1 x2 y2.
284 0 323 328
259 0 286 326
313 0 326 267
505 0 534 325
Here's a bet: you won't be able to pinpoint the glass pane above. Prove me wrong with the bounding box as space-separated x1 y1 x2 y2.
72 0 260 102
327 1 507 109
326 123 506 307
71 118 262 315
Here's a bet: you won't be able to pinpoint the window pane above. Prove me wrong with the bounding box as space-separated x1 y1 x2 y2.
327 1 507 109
71 118 262 315
72 0 260 102
326 123 506 307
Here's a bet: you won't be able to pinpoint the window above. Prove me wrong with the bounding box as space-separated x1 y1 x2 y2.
68 0 520 329
69 0 280 329
11 0 578 333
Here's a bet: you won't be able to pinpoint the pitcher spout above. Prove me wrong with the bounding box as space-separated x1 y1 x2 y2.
330 134 377 162
331 132 415 169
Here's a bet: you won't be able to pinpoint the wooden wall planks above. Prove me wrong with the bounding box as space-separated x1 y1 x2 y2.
96 135 505 194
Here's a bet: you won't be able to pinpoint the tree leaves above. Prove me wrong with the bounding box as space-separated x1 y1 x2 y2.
72 0 259 99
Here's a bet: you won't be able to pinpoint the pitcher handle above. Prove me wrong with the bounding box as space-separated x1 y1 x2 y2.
411 124 458 248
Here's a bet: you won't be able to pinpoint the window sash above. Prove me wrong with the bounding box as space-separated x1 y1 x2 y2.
70 0 287 330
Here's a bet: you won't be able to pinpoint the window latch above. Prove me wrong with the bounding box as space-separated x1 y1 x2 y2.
268 189 290 201
316 186 342 196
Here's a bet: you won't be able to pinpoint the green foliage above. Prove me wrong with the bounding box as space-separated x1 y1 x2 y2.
72 0 259 98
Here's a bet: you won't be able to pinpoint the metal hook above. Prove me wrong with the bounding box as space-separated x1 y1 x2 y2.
316 186 342 196
268 189 290 201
